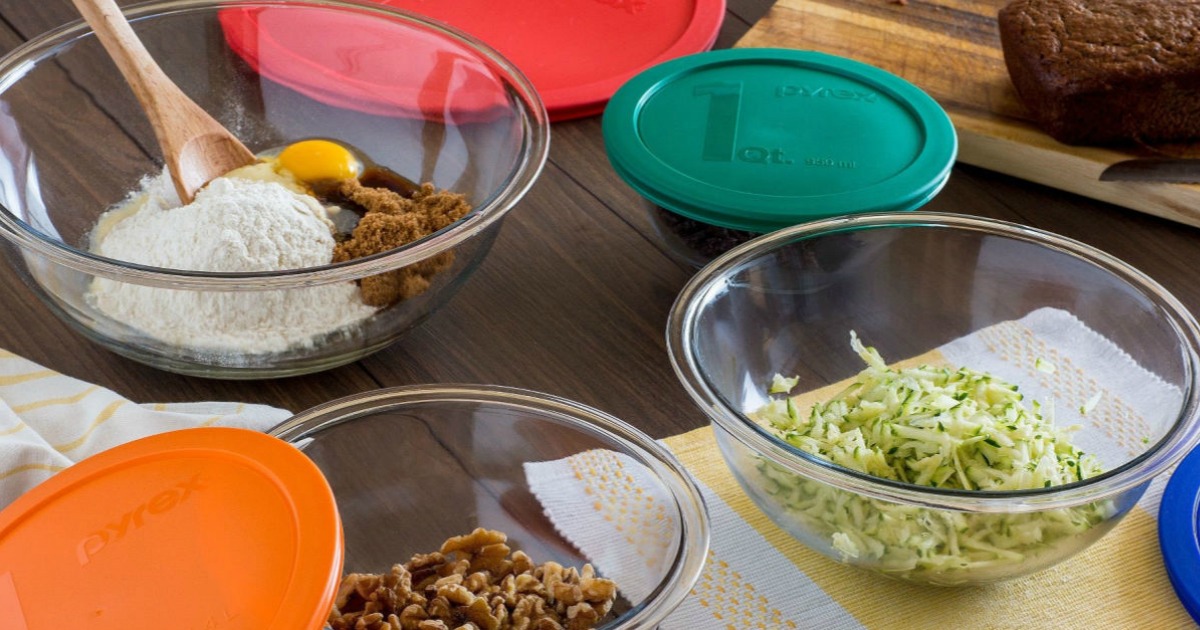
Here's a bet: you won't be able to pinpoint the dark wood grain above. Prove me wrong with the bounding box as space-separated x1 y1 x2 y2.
2 1 1200 626
0 0 1197 428
357 159 702 436
0 1 772 437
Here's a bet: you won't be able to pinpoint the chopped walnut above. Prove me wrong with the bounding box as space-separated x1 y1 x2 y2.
327 529 618 630
441 529 507 554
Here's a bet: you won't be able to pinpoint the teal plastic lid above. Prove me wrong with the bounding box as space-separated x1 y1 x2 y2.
603 48 957 233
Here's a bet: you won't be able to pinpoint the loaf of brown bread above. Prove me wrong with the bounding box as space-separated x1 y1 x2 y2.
997 0 1200 145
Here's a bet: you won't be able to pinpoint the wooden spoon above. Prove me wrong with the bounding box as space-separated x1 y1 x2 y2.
71 0 256 203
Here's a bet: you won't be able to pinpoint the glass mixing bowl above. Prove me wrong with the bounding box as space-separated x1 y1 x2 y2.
667 212 1200 585
267 385 711 629
0 0 549 378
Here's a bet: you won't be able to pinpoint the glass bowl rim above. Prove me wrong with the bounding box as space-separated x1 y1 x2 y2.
266 383 711 629
666 211 1200 513
0 0 551 291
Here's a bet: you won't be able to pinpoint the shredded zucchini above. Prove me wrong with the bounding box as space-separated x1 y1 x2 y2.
750 332 1117 582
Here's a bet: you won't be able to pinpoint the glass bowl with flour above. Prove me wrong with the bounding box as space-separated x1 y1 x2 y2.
0 0 549 378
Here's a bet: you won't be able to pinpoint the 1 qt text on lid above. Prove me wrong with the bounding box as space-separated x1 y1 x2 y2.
603 48 957 233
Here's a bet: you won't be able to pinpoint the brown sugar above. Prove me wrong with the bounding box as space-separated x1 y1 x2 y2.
332 180 473 307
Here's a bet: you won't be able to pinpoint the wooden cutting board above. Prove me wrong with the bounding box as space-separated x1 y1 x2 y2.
735 0 1200 227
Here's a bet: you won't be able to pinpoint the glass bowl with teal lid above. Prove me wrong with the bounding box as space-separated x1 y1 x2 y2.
603 48 957 267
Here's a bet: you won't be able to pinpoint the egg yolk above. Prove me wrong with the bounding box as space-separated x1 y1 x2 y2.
277 139 361 183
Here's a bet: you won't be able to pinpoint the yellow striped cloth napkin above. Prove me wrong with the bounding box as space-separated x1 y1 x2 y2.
528 309 1199 629
0 349 291 511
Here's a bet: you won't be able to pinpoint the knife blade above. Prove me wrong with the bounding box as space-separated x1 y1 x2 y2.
1099 157 1200 184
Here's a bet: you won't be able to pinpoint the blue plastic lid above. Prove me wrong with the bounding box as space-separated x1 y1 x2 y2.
603 48 957 233
1160 445 1200 624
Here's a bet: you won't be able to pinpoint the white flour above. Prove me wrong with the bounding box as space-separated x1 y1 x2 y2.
87 170 377 354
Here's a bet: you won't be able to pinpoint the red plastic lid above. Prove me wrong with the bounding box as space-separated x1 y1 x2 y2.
219 0 726 121
0 428 343 629
219 5 515 121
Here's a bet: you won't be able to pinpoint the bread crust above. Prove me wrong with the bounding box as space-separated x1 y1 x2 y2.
998 0 1200 145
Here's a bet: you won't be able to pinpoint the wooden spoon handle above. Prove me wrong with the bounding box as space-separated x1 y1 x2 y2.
70 0 255 202
71 0 174 98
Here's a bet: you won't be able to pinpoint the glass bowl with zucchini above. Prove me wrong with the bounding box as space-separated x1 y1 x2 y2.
667 212 1200 585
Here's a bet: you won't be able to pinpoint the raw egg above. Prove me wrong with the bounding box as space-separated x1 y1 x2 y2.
277 139 361 183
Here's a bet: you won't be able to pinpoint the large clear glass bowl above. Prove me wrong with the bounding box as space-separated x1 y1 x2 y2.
267 385 711 629
0 0 549 378
667 212 1200 585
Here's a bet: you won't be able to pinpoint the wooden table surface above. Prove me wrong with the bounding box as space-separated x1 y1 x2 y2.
1 0 1198 440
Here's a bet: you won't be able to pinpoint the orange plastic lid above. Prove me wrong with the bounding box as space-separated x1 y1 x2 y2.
0 427 343 629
